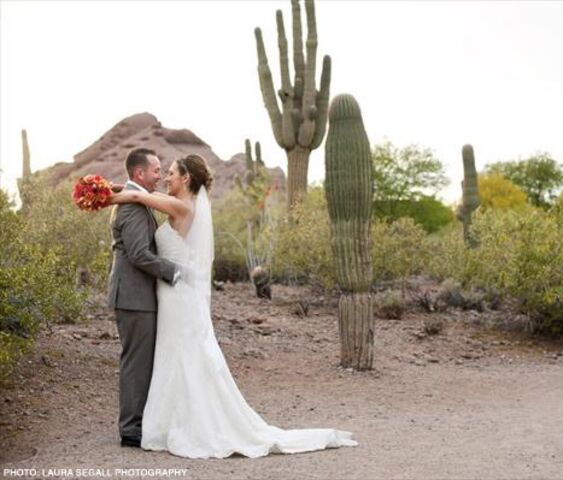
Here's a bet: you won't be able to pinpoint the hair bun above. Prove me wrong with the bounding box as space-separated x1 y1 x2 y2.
177 154 213 195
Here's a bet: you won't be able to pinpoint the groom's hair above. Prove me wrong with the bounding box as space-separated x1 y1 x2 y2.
125 148 157 178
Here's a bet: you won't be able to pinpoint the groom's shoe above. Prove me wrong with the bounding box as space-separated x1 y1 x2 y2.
121 436 141 448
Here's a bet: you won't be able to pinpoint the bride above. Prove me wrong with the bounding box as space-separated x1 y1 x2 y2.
110 154 357 459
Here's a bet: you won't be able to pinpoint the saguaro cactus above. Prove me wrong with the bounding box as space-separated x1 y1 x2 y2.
22 129 31 179
241 139 264 187
325 94 374 370
255 0 331 208
18 129 32 210
457 144 480 247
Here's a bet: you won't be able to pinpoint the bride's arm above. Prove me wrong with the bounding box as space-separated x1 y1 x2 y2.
110 191 189 218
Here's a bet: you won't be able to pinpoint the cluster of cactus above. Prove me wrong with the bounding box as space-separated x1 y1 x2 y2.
255 0 331 208
457 144 480 247
325 94 374 370
234 139 272 218
235 139 274 299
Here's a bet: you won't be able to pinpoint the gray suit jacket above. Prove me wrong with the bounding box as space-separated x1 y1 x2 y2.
107 183 176 311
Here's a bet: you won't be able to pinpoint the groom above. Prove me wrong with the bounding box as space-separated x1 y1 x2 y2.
108 147 181 447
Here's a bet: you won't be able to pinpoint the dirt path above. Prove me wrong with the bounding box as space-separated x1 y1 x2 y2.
1 283 562 480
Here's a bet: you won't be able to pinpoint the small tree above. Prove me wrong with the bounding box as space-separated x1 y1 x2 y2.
478 173 528 210
486 153 563 209
372 140 449 219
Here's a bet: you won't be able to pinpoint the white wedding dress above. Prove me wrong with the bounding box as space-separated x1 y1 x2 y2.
141 188 357 459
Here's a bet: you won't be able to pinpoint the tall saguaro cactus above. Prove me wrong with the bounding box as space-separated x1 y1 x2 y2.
457 144 480 247
325 94 374 370
255 0 331 208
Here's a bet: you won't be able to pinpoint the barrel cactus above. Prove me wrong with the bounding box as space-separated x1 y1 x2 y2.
325 94 374 370
255 0 331 208
457 144 480 247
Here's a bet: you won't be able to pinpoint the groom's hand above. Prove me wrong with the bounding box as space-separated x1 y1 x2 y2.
173 264 190 285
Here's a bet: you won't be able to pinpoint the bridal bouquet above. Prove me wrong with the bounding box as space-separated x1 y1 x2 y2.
72 175 112 211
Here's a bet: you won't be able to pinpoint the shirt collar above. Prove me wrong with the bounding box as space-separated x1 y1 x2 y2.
126 180 149 194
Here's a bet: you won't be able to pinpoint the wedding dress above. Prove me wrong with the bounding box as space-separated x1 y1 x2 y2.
141 187 357 459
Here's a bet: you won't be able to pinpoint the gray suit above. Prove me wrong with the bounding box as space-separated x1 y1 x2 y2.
108 183 176 441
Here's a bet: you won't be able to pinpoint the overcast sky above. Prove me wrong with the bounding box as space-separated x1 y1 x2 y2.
1 0 562 204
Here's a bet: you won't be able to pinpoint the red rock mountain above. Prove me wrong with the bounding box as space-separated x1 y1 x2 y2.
44 112 285 200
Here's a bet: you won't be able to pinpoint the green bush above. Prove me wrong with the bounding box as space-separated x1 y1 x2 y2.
21 177 112 288
373 195 454 233
372 217 431 284
427 207 562 334
271 187 335 288
476 207 562 334
213 188 256 281
0 188 86 380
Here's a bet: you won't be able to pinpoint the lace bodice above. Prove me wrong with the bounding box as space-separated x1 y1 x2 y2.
155 221 192 265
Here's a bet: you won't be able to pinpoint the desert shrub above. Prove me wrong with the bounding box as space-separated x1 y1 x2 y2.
271 187 335 288
213 189 249 281
435 278 485 312
372 217 431 284
212 187 283 282
272 189 433 290
373 290 405 319
0 189 86 380
483 207 562 334
551 193 563 228
21 176 112 288
428 207 562 334
425 222 485 288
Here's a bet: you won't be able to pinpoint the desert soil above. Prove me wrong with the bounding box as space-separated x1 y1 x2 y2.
1 282 562 480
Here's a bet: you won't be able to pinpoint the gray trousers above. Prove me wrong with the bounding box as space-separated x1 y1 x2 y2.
115 309 156 440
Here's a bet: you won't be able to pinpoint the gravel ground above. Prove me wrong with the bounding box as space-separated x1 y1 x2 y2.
1 282 562 480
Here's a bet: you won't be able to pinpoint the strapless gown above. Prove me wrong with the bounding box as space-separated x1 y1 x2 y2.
141 221 357 458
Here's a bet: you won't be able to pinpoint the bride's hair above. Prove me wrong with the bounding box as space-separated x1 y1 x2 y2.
175 154 213 194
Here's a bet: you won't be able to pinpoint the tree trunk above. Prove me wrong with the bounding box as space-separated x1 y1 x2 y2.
338 292 374 370
286 146 310 208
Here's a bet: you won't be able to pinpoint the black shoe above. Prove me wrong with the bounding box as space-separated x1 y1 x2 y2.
121 437 141 448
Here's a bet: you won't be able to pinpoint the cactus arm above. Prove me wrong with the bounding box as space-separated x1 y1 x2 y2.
255 142 264 167
244 138 254 172
298 0 318 146
275 10 296 149
291 0 306 88
311 55 331 149
276 11 292 96
255 28 285 148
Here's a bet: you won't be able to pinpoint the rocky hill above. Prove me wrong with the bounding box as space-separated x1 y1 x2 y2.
43 112 285 200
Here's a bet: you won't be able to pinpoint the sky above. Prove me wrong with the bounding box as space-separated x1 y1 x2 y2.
1 0 563 204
